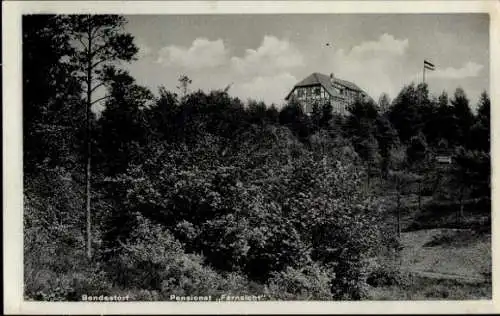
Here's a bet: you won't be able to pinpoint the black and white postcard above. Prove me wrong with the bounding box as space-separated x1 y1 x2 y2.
3 0 498 314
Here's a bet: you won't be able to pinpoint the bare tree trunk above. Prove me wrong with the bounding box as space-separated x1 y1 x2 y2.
367 163 371 191
396 200 401 239
85 24 93 260
418 180 422 212
86 114 91 259
396 181 401 239
457 185 464 225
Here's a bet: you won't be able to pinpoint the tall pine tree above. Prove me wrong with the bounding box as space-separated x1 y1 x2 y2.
471 91 490 152
450 87 474 148
68 15 139 259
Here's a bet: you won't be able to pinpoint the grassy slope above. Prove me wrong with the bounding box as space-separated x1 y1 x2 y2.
400 228 491 279
367 228 492 300
367 276 492 300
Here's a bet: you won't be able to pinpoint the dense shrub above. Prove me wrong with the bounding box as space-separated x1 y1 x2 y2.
25 265 112 301
23 104 399 301
366 264 411 288
99 122 389 299
107 214 253 298
265 264 333 300
23 167 112 301
283 154 386 299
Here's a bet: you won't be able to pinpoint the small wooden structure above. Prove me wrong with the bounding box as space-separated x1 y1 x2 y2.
436 155 452 164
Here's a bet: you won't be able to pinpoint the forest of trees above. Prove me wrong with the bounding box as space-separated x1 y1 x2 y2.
23 15 490 301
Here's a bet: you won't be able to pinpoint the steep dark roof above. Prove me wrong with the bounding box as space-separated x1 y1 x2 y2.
294 73 338 96
285 72 366 100
334 78 363 92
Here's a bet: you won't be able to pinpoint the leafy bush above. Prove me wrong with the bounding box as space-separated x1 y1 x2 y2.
23 167 113 301
366 264 411 288
265 264 333 300
111 121 389 298
283 154 385 299
25 266 112 301
128 289 161 301
107 214 254 299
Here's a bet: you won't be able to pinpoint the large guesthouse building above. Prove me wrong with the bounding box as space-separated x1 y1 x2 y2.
285 72 370 115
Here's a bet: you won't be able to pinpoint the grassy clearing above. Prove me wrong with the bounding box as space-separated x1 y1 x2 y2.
367 227 491 300
400 228 491 279
367 276 491 300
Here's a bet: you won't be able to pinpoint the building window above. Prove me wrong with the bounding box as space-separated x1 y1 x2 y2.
314 87 321 95
305 103 313 114
297 89 304 97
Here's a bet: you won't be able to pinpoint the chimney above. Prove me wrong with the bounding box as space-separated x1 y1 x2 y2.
330 73 335 83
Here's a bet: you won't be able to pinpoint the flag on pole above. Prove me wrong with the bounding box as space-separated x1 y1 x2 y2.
424 60 435 71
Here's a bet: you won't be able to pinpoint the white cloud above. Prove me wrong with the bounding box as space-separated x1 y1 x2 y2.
231 72 298 107
350 33 409 57
231 35 304 75
326 33 410 99
157 38 228 69
228 34 410 105
429 61 484 79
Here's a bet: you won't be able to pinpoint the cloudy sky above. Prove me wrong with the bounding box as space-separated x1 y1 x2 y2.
123 14 489 109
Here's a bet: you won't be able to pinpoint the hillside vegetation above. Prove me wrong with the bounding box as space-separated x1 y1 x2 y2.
23 15 491 301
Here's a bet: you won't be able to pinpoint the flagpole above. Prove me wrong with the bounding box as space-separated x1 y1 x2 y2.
423 63 426 84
